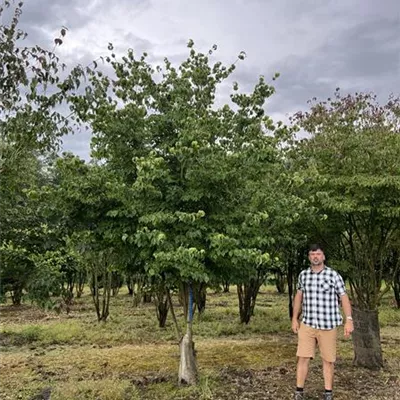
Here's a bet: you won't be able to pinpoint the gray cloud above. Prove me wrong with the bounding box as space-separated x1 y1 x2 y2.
21 0 87 30
10 0 400 158
60 129 92 161
14 0 90 47
267 15 400 116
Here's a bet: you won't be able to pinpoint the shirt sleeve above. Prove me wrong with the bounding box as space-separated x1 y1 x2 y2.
335 273 346 296
297 271 304 292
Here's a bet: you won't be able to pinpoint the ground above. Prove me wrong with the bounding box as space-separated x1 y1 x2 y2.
0 287 399 399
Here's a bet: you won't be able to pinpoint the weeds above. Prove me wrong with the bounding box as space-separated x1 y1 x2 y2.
0 285 399 399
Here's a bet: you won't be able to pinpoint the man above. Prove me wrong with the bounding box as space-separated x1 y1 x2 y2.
292 244 354 400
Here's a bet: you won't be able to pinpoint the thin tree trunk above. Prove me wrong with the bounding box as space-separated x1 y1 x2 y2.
178 283 197 385
287 260 294 319
166 289 182 341
352 308 383 370
92 270 101 321
392 265 400 308
155 284 169 328
275 270 287 294
101 270 111 321
223 280 230 293
132 275 145 307
237 278 261 324
62 288 74 315
194 282 206 314
142 292 152 303
393 281 400 308
179 282 195 320
91 264 112 322
11 287 23 305
127 277 134 296
111 271 122 297
75 271 85 298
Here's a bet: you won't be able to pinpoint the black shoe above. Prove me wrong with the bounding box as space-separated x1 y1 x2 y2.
323 392 333 400
294 392 305 399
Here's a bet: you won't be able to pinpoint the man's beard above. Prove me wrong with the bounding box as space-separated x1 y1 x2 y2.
311 259 323 266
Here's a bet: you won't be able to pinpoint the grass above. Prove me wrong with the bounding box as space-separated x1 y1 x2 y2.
0 285 399 399
0 287 291 348
51 379 141 400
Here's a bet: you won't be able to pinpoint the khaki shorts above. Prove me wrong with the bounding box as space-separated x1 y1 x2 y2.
296 323 337 362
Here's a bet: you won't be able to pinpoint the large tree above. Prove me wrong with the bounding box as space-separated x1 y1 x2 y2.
69 41 293 383
0 1 86 305
291 91 400 369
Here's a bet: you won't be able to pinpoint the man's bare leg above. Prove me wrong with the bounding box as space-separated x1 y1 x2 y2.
296 357 310 388
322 359 334 390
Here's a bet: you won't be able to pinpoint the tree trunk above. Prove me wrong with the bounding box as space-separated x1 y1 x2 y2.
92 271 101 321
142 292 152 303
179 323 197 385
91 266 112 322
179 282 195 320
274 270 287 294
393 283 400 309
393 269 400 308
11 287 23 305
223 280 230 293
352 308 383 370
75 271 85 298
111 271 122 297
287 260 294 319
100 271 112 321
64 274 75 299
178 283 197 385
131 275 145 307
178 283 188 315
154 286 169 328
237 278 261 324
127 278 134 296
166 288 182 341
62 288 74 315
194 283 206 314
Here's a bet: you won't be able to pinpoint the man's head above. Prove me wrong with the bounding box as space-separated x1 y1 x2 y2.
308 243 325 267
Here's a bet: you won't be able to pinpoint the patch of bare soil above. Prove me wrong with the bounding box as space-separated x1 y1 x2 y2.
207 362 400 400
6 358 399 400
0 304 52 324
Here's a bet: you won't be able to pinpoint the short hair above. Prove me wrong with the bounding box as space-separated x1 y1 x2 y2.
309 243 324 253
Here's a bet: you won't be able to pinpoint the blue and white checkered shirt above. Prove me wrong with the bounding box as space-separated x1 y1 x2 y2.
297 266 346 330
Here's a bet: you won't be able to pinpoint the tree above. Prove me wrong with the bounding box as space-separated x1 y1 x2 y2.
0 1 85 305
40 154 132 321
68 41 292 384
0 1 80 153
291 91 400 369
0 148 49 304
27 249 78 313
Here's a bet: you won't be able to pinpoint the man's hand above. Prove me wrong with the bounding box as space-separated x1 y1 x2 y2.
344 320 354 338
292 319 300 334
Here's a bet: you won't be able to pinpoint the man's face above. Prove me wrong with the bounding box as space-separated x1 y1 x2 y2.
308 249 325 266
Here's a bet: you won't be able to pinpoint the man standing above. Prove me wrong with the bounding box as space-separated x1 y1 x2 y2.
292 244 354 400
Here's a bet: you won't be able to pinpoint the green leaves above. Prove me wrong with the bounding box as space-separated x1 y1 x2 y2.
291 92 400 309
65 40 294 289
152 246 207 281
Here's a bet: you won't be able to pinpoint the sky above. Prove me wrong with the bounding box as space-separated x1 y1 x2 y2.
13 0 400 159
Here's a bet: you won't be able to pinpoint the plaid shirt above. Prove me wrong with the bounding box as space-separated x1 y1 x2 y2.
297 266 346 330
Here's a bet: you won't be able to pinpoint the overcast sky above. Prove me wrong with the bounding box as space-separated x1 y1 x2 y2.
15 0 400 159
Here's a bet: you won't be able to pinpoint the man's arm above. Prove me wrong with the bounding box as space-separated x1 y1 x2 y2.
291 290 303 333
340 293 354 338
